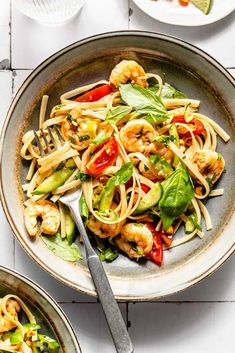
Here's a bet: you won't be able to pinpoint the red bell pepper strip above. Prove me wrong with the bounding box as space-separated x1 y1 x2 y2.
86 137 118 175
171 115 204 136
146 223 163 265
141 184 151 194
161 233 172 247
75 84 111 102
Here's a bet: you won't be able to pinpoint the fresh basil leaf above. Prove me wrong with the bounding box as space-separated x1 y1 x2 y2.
119 84 166 116
23 323 41 331
41 233 82 262
91 133 110 145
96 238 119 263
149 83 187 99
10 330 24 344
105 106 132 124
37 334 60 350
100 248 119 262
79 196 89 219
114 162 133 186
144 113 168 126
159 166 195 229
75 172 91 181
79 134 90 142
188 213 202 231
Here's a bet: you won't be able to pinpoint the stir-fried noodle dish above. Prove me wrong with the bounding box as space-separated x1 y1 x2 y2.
21 60 230 266
0 294 59 352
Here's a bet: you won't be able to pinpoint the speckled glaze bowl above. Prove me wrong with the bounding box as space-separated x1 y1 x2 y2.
0 31 234 300
0 266 82 352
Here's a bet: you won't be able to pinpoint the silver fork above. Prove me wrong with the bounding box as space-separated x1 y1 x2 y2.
34 127 133 353
33 125 65 156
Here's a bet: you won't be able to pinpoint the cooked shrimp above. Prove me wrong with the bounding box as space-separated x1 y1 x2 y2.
61 112 98 151
87 216 125 239
119 119 156 154
192 149 225 184
153 142 174 164
109 60 148 88
116 223 153 259
24 200 60 236
0 299 21 333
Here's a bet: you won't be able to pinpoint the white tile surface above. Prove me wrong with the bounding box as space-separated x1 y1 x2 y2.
61 303 127 353
130 0 235 67
0 2 234 352
0 0 10 69
11 0 128 69
129 302 235 353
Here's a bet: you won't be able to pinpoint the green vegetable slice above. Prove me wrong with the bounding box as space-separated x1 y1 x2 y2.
135 183 163 213
191 0 213 15
99 162 133 213
32 158 76 195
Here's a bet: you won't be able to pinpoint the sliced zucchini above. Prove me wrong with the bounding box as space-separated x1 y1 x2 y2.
135 182 163 213
65 211 77 245
32 158 76 195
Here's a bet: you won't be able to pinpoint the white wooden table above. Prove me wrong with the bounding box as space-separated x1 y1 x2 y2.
0 1 234 352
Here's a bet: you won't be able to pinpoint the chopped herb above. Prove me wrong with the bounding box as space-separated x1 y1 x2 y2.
155 134 175 145
69 135 76 144
217 153 222 160
99 247 119 262
79 134 90 142
206 177 213 190
56 162 65 171
134 223 144 227
67 113 75 122
182 156 186 160
75 172 91 181
55 104 66 110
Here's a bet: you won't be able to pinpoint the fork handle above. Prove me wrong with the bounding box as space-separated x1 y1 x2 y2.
68 201 133 353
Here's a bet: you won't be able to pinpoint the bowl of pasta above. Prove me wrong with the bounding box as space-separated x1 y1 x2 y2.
0 265 81 352
0 31 234 300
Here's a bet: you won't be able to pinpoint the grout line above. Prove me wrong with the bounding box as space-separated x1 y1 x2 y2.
58 301 99 304
129 0 134 30
9 0 12 70
126 302 131 330
132 300 233 303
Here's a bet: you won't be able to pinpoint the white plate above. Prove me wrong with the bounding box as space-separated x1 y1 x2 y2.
133 0 235 26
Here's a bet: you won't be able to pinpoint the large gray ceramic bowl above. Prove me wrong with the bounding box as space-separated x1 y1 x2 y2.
0 32 234 300
0 266 81 352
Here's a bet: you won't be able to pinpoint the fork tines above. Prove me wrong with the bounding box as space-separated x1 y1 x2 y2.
34 125 65 156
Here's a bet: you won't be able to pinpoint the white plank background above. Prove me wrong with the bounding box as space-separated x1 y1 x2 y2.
0 1 234 352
